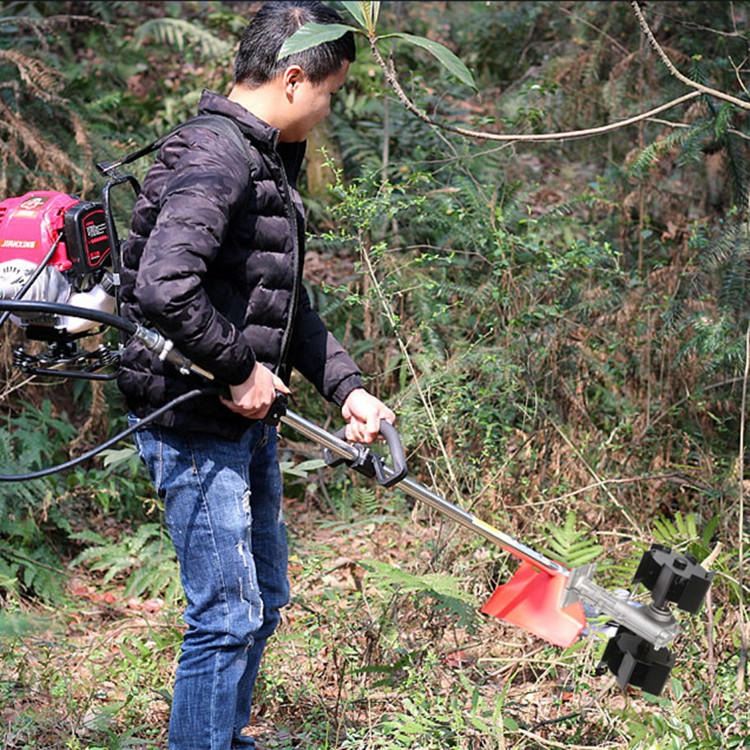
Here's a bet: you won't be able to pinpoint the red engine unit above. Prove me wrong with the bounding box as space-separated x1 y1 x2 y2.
0 190 111 276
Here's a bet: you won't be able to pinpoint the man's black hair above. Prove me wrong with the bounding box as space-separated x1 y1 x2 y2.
234 1 356 86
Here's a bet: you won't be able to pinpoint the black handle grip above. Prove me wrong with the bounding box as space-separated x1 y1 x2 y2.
375 420 407 487
323 420 407 488
263 392 288 426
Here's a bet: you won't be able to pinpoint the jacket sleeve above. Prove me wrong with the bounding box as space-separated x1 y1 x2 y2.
133 127 256 385
289 286 363 405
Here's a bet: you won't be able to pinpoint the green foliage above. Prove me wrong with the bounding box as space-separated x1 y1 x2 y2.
0 388 155 601
279 0 476 88
651 511 714 560
619 655 750 748
2 1 750 746
278 22 359 59
134 18 232 58
340 1 369 29
385 32 476 90
70 523 181 603
541 511 604 567
0 403 74 601
280 457 327 480
361 559 478 631
628 121 713 182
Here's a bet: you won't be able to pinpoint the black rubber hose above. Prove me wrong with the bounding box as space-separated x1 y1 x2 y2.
0 234 63 328
0 389 206 482
0 299 211 481
0 299 137 334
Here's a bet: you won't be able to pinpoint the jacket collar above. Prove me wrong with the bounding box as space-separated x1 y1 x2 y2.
197 89 306 185
198 89 281 148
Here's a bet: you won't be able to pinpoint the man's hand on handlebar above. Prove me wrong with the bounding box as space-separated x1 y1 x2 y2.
220 362 290 420
341 388 395 444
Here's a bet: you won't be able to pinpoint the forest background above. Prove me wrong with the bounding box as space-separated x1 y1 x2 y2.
1 1 749 748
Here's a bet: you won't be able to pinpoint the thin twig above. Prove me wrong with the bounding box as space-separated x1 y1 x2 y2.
0 14 112 28
737 321 749 695
517 728 619 750
557 6 630 56
716 570 750 597
408 141 515 166
631 2 750 110
646 117 750 141
368 33 702 142
706 584 718 709
531 711 584 731
506 471 709 508
0 375 35 400
729 55 750 98
358 234 463 501
648 376 744 429
548 419 644 536
644 6 748 40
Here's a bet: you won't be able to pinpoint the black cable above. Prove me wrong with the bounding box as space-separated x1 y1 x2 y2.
0 388 205 482
0 300 137 335
0 233 63 328
0 300 213 380
25 368 119 381
0 299 217 481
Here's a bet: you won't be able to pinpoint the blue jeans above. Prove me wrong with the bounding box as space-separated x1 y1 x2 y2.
131 419 290 750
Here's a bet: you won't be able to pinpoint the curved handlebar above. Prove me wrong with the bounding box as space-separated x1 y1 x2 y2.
322 419 407 488
375 420 408 487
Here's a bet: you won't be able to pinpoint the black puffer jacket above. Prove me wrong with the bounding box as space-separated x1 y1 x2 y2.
118 90 363 439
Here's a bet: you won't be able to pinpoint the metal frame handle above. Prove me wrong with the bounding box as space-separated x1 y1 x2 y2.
281 410 407 488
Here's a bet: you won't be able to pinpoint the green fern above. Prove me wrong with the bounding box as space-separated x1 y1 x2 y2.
351 485 380 516
0 541 66 602
361 559 478 629
70 523 181 603
134 18 232 58
0 418 70 601
660 219 750 351
629 121 711 181
541 511 603 568
651 511 720 565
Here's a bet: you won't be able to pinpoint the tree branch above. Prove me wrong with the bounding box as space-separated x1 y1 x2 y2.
647 116 750 141
631 1 750 110
738 321 749 695
368 35 701 143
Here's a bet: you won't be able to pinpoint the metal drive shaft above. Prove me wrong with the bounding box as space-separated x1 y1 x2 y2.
281 409 567 574
280 409 681 649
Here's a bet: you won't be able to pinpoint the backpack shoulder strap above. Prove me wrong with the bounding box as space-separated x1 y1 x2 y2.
96 113 249 176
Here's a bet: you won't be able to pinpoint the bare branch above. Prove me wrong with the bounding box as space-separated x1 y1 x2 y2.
557 5 630 57
647 116 750 141
0 14 111 29
644 6 747 40
738 322 749 694
729 54 750 98
631 1 750 110
368 35 701 143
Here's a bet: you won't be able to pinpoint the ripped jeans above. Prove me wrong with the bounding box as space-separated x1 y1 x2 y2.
131 420 289 750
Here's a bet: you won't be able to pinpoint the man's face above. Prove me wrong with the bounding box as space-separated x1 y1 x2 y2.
286 61 349 141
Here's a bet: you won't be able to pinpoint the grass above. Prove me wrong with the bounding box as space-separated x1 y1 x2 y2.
1 469 747 749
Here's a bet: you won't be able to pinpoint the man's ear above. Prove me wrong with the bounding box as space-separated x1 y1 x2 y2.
282 65 306 98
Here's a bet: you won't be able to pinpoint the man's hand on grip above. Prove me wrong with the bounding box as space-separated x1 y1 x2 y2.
220 362 290 420
341 388 395 444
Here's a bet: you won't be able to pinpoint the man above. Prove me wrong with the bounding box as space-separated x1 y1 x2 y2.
118 2 395 748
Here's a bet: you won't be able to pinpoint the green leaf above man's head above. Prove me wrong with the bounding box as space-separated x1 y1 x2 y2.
389 32 476 90
277 22 358 60
340 1 368 28
340 1 380 32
